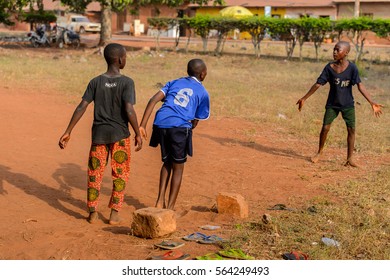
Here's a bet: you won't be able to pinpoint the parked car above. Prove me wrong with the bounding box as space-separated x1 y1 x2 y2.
57 15 101 34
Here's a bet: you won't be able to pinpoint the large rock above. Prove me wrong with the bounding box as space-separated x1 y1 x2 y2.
216 192 249 218
131 207 176 238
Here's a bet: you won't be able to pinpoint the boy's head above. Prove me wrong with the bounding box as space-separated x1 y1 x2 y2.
333 41 350 61
104 43 126 69
187 59 207 81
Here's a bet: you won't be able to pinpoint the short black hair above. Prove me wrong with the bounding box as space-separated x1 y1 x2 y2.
336 41 351 51
104 43 125 65
187 59 206 77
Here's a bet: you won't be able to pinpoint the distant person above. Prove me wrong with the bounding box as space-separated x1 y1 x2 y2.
58 43 142 224
139 59 210 210
296 41 382 167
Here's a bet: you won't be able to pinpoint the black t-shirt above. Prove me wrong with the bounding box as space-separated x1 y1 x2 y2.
317 61 361 109
82 74 136 144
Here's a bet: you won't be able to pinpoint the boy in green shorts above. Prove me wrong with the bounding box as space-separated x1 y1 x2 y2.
296 41 382 167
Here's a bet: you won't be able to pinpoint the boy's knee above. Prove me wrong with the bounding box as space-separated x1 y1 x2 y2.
322 124 331 132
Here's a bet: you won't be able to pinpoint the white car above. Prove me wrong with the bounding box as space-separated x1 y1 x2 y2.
66 15 101 34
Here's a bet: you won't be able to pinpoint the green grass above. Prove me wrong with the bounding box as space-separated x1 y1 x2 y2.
225 166 390 260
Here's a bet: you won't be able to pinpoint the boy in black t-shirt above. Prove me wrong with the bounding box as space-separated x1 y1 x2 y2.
296 41 382 167
59 43 142 224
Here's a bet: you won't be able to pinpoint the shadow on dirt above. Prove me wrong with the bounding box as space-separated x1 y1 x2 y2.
198 133 309 160
0 164 85 219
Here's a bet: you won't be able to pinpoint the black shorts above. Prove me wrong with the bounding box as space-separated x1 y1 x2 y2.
150 126 193 164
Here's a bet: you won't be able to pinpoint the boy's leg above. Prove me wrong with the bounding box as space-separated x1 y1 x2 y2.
312 108 338 163
156 161 172 208
166 162 184 210
345 127 357 167
341 108 357 167
87 143 109 223
311 124 331 163
109 137 131 224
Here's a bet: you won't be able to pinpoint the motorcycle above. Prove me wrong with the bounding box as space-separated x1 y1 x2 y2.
27 26 50 48
55 26 80 49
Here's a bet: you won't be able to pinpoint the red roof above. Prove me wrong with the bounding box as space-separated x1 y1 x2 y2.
189 0 335 8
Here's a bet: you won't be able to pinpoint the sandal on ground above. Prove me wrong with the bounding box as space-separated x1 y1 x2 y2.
218 248 254 260
282 251 309 260
197 234 227 244
149 250 190 260
182 232 208 242
154 240 185 250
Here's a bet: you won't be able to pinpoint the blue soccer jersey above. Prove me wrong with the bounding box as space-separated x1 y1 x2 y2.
153 77 210 128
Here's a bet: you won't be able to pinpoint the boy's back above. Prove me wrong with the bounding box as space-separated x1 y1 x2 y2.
153 76 209 128
83 74 136 144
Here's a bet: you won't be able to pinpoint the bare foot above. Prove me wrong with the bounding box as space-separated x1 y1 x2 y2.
87 212 99 224
310 153 322 163
345 158 359 168
109 209 123 225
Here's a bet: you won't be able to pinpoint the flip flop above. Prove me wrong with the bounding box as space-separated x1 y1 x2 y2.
282 251 309 260
154 240 185 250
182 232 208 242
218 249 255 260
149 250 190 260
198 235 227 244
195 253 228 260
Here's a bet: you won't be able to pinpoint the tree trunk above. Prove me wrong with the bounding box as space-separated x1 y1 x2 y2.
201 37 208 53
99 4 112 47
354 0 360 18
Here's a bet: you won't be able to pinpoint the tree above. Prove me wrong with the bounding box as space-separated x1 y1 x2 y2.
61 0 223 46
238 16 271 58
0 0 32 25
147 17 177 51
187 14 213 53
269 18 297 60
210 16 237 56
334 17 373 62
372 18 390 41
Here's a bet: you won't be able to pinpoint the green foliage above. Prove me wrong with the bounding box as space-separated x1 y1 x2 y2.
372 18 390 39
210 16 237 55
0 0 32 25
22 10 57 24
237 16 272 57
147 17 177 30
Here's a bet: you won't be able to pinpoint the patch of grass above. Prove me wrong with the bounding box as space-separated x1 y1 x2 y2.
224 166 390 259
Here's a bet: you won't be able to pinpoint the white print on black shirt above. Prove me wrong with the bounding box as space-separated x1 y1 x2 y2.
334 78 350 87
105 82 117 88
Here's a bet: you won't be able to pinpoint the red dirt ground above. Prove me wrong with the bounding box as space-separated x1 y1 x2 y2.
0 48 389 260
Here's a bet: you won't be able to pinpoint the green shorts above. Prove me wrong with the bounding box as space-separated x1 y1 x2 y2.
323 107 355 128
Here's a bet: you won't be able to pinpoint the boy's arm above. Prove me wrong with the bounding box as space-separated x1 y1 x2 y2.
125 102 142 151
357 83 383 117
191 119 199 129
296 83 321 111
139 91 165 139
59 100 89 149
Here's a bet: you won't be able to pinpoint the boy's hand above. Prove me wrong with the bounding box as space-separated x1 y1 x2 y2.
139 126 147 140
59 133 70 149
296 98 305 111
134 135 143 152
372 103 383 117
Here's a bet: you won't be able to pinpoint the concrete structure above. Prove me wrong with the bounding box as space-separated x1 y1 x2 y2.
334 0 390 19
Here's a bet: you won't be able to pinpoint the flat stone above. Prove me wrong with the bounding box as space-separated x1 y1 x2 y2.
131 207 176 239
216 192 249 218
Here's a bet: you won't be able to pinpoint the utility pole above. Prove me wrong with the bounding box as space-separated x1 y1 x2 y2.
354 0 360 17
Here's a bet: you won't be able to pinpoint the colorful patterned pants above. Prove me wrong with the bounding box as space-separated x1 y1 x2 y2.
87 137 131 212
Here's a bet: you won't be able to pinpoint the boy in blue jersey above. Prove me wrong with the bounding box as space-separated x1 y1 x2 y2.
296 41 382 167
139 59 210 210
